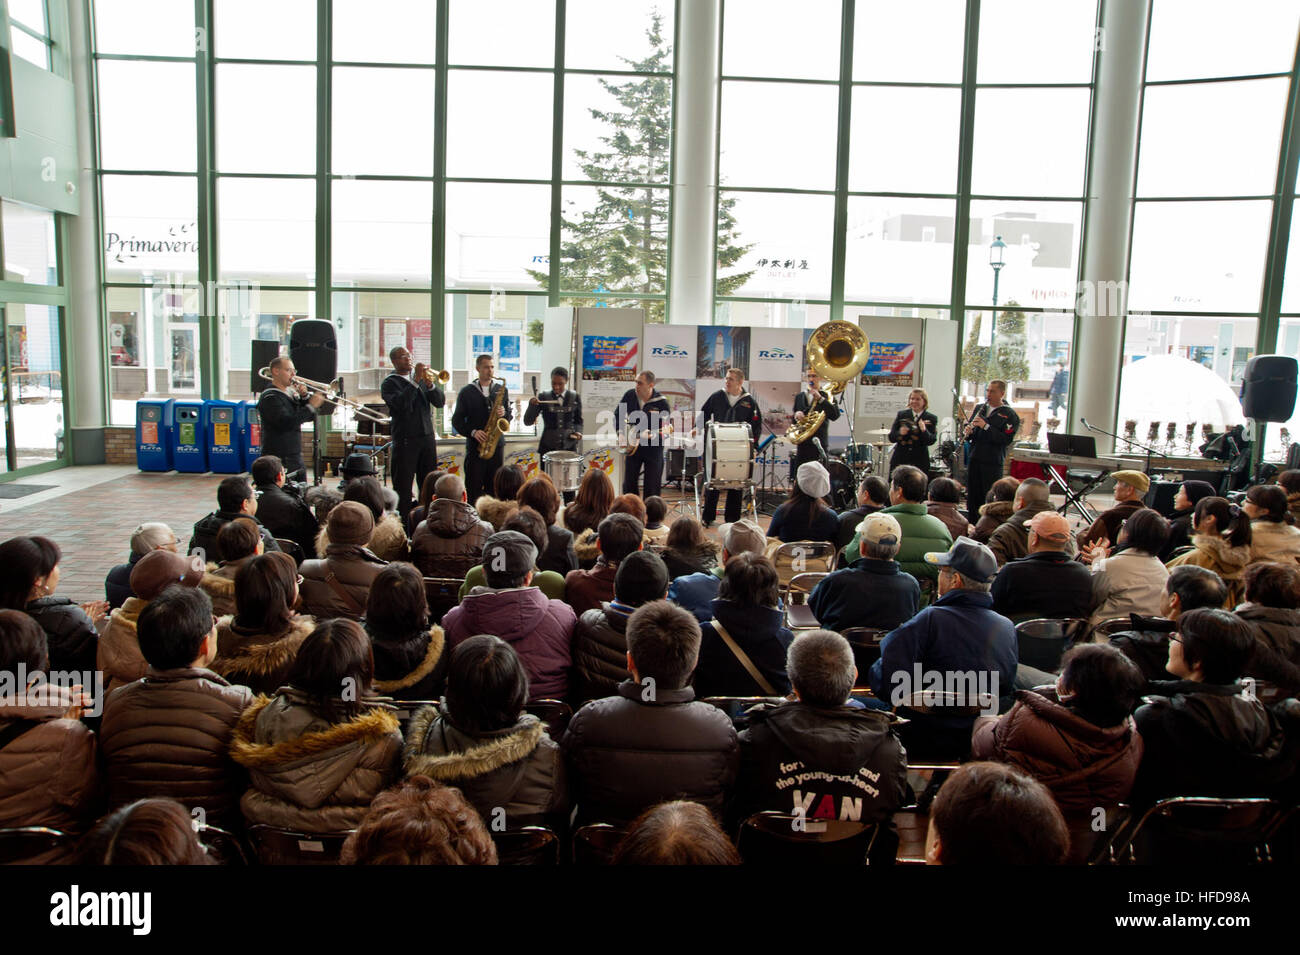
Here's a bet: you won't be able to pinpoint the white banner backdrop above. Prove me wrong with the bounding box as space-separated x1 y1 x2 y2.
750 327 805 382
643 324 697 380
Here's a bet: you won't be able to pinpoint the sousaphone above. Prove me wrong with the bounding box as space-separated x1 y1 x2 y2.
785 320 870 445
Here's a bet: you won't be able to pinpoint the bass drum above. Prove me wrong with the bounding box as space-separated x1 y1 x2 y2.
825 459 856 512
705 421 754 488
543 450 584 493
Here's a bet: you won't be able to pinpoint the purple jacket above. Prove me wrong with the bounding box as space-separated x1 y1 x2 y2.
443 586 577 701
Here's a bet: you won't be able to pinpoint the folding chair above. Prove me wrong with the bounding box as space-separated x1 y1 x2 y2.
196 823 250 865
1014 617 1088 673
525 699 573 739
246 825 354 865
769 541 837 596
572 824 626 865
785 572 829 630
841 627 888 675
1094 616 1139 640
0 826 71 864
737 812 879 865
274 538 306 566
701 695 783 729
423 576 464 624
1102 797 1281 865
493 826 560 866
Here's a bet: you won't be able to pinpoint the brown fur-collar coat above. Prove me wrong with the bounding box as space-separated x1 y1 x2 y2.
98 596 150 694
210 614 316 697
475 495 519 532
200 559 246 618
315 513 410 563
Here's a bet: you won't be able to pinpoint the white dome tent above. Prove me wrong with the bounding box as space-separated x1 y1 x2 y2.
1117 354 1245 451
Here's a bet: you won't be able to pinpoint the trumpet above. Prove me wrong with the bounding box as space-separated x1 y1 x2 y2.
418 365 451 388
257 367 392 425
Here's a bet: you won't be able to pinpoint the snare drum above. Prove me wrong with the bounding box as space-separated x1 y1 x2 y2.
705 421 754 488
543 450 584 492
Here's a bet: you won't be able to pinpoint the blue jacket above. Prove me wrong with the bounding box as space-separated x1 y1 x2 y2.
104 551 142 609
808 558 920 635
667 569 723 623
869 589 1018 722
694 600 795 699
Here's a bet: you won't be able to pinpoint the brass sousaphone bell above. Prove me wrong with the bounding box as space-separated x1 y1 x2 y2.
785 320 870 445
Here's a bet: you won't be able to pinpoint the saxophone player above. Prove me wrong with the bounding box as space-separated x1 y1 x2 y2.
452 353 512 502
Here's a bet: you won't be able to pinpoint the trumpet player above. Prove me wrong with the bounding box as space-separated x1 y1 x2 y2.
258 355 325 481
452 353 512 502
524 366 583 455
383 345 447 520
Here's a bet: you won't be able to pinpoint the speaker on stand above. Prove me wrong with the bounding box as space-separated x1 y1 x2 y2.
1240 355 1299 486
289 319 339 485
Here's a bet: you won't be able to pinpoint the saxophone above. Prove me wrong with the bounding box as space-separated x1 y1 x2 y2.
478 377 510 459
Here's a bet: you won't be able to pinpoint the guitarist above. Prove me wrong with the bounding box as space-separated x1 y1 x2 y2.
616 370 672 498
962 379 1019 525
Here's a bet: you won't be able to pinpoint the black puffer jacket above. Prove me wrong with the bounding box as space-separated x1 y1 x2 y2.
573 601 634 704
733 701 909 829
189 510 280 561
367 624 447 701
1109 615 1177 682
1235 604 1300 698
411 499 493 580
537 525 578 576
25 596 99 674
562 681 738 826
403 705 567 829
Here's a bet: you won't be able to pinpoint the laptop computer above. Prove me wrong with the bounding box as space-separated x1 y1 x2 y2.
1046 432 1098 458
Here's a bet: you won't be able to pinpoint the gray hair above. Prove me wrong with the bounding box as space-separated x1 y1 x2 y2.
942 566 992 594
1015 478 1049 508
381 487 400 513
861 537 901 561
786 630 856 706
434 473 465 500
130 522 175 557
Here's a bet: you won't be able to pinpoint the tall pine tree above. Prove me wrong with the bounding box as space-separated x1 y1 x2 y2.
527 11 751 338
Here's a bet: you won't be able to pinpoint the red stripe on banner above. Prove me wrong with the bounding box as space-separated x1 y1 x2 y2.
613 341 639 368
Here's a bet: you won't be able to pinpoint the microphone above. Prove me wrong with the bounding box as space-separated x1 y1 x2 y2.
812 436 828 463
1081 417 1099 433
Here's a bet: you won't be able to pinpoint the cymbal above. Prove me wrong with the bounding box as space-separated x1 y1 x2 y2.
862 427 891 436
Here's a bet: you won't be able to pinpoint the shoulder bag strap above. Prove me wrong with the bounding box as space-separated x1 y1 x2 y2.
710 620 778 696
324 566 366 615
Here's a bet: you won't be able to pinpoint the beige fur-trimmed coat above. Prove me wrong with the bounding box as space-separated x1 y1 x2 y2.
210 614 316 697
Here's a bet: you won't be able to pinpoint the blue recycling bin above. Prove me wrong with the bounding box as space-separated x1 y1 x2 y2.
172 400 209 473
205 400 244 473
135 399 175 472
242 400 263 471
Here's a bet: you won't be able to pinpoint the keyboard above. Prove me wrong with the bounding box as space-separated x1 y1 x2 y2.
1011 448 1127 470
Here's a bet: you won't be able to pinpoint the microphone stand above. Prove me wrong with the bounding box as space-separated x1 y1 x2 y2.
1082 417 1157 476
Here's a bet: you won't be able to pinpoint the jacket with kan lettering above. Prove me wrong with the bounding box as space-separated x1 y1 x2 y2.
732 701 909 829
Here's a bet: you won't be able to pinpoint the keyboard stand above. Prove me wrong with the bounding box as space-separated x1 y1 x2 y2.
1051 466 1108 525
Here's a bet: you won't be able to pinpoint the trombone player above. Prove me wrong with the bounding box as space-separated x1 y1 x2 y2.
258 355 325 482
383 345 447 520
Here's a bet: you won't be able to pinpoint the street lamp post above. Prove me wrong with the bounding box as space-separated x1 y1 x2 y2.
988 234 1006 385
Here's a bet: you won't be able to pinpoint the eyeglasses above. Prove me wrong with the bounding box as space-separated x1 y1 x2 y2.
296 575 304 587
1170 633 1184 644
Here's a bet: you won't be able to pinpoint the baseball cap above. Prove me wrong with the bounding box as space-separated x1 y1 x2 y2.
1028 511 1071 544
856 512 902 545
1112 469 1150 494
924 537 998 584
720 519 767 557
130 549 204 601
482 530 538 580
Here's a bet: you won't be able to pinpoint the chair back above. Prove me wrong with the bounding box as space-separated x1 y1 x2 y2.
738 812 878 865
423 576 463 624
770 541 837 590
247 825 354 865
841 627 889 674
492 826 560 865
0 826 71 864
573 824 626 865
787 572 829 600
1094 615 1137 639
387 699 442 735
701 695 782 728
1064 805 1130 865
897 690 994 718
1105 797 1281 865
274 538 306 565
1014 617 1088 673
196 824 250 865
525 699 573 739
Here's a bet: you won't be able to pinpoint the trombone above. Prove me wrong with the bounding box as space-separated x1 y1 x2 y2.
257 367 392 425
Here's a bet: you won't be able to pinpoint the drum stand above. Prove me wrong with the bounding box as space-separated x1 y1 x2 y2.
693 472 758 525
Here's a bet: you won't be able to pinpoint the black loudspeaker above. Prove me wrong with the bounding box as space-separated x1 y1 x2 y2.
1146 481 1179 515
250 339 282 394
289 319 338 384
1241 354 1298 422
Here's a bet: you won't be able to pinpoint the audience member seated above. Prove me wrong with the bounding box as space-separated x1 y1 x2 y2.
444 531 576 701
75 798 212 866
971 476 1020 543
1160 479 1218 562
404 635 567 830
613 800 740 865
575 492 647 567
339 775 497 865
317 476 409 562
659 515 720 580
518 476 578 575
843 465 953 584
411 473 494 580
1078 470 1150 551
1166 496 1252 603
0 535 104 674
100 586 253 831
870 538 1017 759
694 553 795 699
574 550 670 703
1088 508 1171 632
337 452 379 489
365 562 447 701
1243 483 1300 565
213 551 316 695
189 475 281 559
991 511 1094 622
562 601 739 826
1110 565 1227 681
643 495 670 547
988 477 1078 565
668 519 767 624
563 466 615 542
230 619 403 832
1235 562 1300 698
0 609 98 861
1131 608 1300 808
99 549 204 694
460 507 567 600
927 477 974 542
475 464 524 532
925 762 1070 865
836 474 890 552
200 517 264 617
768 462 840 544
809 513 919 634
972 643 1145 816
299 502 389 621
1278 468 1300 525
732 630 909 844
565 513 645 617
406 470 446 536
104 522 179 609
249 454 319 560
305 485 343 532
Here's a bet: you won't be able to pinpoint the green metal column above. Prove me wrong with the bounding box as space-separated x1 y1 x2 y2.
828 0 855 324
948 0 981 388
315 0 333 325
195 0 218 398
431 0 449 376
548 0 566 307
